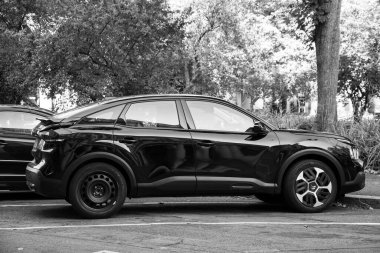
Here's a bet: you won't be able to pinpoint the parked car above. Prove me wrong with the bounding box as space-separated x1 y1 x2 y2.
0 105 53 191
26 95 365 218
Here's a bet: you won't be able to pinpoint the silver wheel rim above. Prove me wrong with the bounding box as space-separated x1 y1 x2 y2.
295 167 332 208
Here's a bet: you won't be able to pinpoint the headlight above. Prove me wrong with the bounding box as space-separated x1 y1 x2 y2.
349 147 360 160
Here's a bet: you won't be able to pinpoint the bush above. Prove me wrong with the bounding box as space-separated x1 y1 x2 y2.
256 111 380 171
332 120 380 171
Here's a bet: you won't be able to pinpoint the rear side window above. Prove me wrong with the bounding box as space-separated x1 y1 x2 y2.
124 101 180 128
78 104 125 125
0 111 43 133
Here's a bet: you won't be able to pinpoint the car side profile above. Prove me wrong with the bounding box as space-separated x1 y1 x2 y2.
0 105 52 191
26 95 365 218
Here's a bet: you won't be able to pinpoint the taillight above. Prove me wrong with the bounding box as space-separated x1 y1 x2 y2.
32 122 45 137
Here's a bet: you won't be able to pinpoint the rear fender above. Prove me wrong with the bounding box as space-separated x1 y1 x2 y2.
62 152 137 197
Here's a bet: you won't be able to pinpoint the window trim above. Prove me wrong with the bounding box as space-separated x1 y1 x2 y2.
118 99 186 130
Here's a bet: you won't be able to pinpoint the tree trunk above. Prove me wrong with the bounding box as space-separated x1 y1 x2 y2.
352 100 361 122
184 61 192 90
314 0 342 131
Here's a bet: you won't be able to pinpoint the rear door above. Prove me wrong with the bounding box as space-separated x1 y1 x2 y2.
0 110 46 190
113 99 196 196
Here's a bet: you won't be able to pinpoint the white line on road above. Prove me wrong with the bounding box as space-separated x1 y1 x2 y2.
346 194 380 200
1 221 380 231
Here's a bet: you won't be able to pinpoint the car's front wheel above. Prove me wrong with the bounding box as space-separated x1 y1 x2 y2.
69 162 127 218
283 159 337 212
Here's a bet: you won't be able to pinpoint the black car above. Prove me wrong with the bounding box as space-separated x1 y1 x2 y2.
26 95 365 218
0 105 53 191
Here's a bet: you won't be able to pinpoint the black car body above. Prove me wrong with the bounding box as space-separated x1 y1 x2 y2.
26 95 365 218
0 105 52 191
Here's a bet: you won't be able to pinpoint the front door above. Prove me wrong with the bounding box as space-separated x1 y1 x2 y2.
182 99 279 195
113 99 196 196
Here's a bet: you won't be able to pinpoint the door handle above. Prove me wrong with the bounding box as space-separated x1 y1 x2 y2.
197 140 215 147
119 137 137 145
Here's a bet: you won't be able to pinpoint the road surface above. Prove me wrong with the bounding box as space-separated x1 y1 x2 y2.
1 193 379 252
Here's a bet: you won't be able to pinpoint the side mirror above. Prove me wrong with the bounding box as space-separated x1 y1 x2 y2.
254 122 267 133
247 122 268 136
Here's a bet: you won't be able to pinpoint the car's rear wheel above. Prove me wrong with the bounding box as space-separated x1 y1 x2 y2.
69 162 127 218
283 159 337 212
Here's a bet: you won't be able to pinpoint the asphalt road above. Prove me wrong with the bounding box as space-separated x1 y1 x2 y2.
1 193 379 253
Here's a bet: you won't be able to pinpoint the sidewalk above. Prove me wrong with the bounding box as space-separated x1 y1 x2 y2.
344 173 380 209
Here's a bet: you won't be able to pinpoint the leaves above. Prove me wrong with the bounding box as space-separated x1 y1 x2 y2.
32 0 186 104
0 0 48 104
338 0 380 121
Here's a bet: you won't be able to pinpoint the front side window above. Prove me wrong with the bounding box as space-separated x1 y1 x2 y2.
125 101 180 128
186 100 254 132
0 111 43 133
78 104 125 125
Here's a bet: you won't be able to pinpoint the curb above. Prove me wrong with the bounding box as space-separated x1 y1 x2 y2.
340 194 380 209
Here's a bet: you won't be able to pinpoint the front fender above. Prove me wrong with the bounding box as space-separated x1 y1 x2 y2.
275 148 345 193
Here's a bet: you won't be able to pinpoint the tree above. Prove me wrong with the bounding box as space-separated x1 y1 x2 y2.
338 0 380 121
0 0 47 104
184 0 316 106
292 0 342 131
34 0 186 104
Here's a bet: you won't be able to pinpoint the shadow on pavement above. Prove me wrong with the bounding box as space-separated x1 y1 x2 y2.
36 206 81 219
0 192 49 201
120 202 290 215
34 202 291 220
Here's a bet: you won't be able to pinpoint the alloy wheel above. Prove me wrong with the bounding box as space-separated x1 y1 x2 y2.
295 167 332 207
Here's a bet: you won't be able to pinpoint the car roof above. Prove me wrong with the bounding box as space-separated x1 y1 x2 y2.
0 104 53 115
101 94 222 103
52 94 227 120
49 94 277 129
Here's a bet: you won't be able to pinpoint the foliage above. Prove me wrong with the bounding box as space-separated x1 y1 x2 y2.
332 120 380 171
257 111 380 171
33 0 186 104
290 0 330 46
0 0 377 119
338 0 380 121
0 0 48 104
184 0 316 108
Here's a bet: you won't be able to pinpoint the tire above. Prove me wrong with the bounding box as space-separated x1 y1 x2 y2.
254 193 283 204
283 159 337 213
68 162 127 219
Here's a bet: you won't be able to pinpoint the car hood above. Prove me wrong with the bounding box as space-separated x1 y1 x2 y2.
274 129 352 144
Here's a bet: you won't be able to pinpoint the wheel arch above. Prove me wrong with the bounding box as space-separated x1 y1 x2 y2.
275 149 345 195
63 152 137 198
